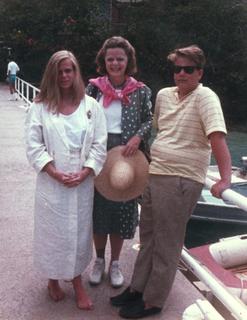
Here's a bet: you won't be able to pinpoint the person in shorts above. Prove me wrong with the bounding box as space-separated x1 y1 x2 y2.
7 58 20 100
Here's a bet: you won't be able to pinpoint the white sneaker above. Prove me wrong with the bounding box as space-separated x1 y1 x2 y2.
109 261 124 288
89 258 105 285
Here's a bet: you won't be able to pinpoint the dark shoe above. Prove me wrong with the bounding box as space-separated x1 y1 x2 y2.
119 299 162 319
110 286 143 307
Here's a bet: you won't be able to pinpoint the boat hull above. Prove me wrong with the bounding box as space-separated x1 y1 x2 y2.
185 171 247 248
185 213 247 248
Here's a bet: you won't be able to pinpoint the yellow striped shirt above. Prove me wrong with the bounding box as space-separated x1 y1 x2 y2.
150 84 227 184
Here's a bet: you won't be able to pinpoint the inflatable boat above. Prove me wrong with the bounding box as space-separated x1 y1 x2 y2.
189 234 247 303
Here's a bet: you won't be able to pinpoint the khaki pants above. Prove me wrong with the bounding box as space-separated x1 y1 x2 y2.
131 175 203 308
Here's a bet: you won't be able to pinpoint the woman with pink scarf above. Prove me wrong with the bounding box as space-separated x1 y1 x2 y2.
86 36 152 288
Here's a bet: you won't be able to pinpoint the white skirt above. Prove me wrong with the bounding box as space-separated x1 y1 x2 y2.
33 151 94 279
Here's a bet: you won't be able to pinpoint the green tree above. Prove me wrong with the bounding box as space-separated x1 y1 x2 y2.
0 0 247 125
116 0 247 123
0 0 109 82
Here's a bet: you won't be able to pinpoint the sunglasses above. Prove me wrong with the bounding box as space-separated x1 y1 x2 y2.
173 65 199 74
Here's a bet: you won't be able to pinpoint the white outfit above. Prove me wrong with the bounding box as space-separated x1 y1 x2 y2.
25 95 107 279
7 61 20 75
99 95 122 133
59 102 87 150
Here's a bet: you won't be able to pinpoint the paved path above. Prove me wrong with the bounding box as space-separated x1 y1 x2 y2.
0 83 203 320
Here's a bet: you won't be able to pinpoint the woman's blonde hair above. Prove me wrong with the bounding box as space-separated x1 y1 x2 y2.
35 50 85 112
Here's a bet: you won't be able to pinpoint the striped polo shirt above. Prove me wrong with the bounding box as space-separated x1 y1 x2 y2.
149 84 227 184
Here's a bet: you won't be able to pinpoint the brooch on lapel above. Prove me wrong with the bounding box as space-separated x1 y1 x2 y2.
87 110 92 119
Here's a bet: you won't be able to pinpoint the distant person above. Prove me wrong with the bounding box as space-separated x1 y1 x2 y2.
86 36 152 288
7 58 20 100
111 45 232 319
25 50 107 310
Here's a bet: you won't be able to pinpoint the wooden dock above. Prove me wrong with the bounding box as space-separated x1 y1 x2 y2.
0 83 204 320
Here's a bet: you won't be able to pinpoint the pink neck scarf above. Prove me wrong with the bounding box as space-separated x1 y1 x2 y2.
89 76 144 108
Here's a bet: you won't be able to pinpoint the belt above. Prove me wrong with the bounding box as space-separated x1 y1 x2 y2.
108 133 121 137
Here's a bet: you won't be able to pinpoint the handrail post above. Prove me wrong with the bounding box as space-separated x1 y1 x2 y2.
27 86 29 103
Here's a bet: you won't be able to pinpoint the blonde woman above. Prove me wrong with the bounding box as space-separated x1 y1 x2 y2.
25 50 107 310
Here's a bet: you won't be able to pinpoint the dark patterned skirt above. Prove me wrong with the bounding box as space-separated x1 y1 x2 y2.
93 133 138 239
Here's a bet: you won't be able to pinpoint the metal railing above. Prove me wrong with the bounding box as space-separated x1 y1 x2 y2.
15 77 40 106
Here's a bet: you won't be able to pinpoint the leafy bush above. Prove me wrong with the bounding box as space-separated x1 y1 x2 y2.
1 0 247 125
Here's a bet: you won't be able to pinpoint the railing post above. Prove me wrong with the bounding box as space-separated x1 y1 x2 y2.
22 81 24 100
27 86 29 103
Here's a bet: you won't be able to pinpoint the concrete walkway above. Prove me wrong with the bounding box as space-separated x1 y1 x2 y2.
0 83 203 320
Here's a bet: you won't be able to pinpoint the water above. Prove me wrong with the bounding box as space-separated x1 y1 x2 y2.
151 130 247 166
185 130 247 248
226 131 247 166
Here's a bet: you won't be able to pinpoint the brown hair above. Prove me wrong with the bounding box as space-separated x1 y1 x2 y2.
35 50 85 112
167 45 206 69
96 36 137 75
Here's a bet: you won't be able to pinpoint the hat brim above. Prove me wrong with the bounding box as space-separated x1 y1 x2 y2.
94 146 149 201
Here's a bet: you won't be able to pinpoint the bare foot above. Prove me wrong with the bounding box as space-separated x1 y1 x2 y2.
48 279 65 302
72 275 93 310
76 289 93 310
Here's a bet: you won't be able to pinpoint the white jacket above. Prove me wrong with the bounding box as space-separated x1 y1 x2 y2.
25 95 107 279
26 95 107 176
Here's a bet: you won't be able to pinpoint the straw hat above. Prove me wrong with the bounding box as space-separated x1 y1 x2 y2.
95 146 149 201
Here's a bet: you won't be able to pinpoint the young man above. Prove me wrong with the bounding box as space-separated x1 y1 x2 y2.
7 58 20 100
111 45 232 319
